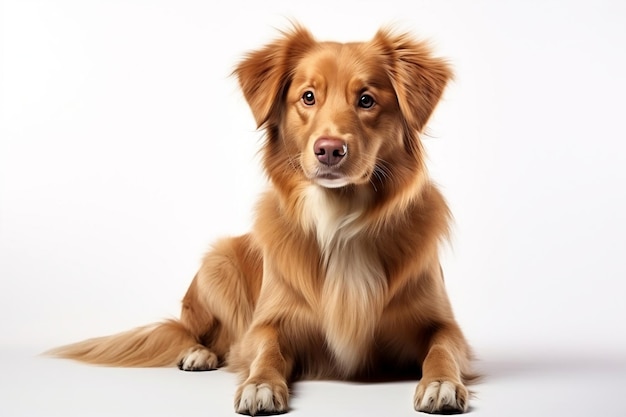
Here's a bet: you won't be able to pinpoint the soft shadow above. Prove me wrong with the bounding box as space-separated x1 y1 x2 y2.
349 366 423 383
474 352 626 381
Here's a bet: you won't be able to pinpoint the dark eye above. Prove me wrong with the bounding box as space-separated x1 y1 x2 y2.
302 91 316 105
358 94 375 109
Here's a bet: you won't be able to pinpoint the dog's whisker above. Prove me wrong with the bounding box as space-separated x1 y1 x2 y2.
282 140 301 173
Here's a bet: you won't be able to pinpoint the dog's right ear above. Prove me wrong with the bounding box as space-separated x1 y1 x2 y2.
234 25 316 128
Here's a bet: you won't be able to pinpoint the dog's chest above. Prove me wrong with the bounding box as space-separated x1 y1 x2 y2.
320 243 386 374
301 186 387 374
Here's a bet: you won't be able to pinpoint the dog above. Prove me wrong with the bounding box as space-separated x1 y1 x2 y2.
48 25 477 415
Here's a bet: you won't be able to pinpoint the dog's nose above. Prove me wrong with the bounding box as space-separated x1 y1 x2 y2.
314 137 347 166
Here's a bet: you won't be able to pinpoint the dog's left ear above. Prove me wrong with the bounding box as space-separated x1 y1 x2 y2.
234 25 316 128
373 29 453 133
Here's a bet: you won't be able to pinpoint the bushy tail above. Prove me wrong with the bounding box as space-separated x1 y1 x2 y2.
44 319 199 367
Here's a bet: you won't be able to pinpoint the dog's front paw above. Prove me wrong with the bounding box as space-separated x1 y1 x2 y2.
234 380 289 416
414 380 468 414
177 345 218 371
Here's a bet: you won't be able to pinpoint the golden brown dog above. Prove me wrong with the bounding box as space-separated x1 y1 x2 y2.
48 25 476 415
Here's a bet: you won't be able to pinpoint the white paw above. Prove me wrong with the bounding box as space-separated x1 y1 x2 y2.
235 382 288 415
414 380 468 413
177 346 218 371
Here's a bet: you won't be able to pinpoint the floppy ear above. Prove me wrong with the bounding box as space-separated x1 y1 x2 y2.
234 25 317 128
373 29 453 133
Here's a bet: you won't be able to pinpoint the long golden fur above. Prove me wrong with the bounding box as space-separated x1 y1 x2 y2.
47 25 476 414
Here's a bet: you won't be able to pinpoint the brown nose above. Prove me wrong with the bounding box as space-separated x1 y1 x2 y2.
314 137 347 166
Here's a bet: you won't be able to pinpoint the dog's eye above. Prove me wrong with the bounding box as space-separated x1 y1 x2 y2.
302 91 316 106
358 94 375 109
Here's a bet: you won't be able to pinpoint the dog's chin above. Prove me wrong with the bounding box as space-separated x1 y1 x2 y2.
312 171 372 189
314 177 351 189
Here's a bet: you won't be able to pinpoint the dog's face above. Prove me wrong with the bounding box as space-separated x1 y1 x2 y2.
284 44 404 188
235 26 452 192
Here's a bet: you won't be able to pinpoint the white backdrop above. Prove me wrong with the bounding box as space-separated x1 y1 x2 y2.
2 1 626 415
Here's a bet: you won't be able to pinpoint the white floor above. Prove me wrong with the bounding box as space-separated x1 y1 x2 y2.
3 1 626 417
1 346 624 417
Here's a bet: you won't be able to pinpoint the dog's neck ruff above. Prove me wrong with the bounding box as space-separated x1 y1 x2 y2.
299 185 365 260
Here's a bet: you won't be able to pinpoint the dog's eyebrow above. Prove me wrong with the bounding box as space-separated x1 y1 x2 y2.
350 77 390 94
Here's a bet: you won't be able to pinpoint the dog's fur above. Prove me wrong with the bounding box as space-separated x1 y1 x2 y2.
47 26 476 414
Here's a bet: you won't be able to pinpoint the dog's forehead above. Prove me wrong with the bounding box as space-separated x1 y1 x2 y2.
294 41 389 87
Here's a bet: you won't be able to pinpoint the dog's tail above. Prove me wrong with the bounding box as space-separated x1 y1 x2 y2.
44 319 198 367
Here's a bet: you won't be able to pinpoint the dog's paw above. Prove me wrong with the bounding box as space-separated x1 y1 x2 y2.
177 346 218 371
414 380 468 414
234 380 289 416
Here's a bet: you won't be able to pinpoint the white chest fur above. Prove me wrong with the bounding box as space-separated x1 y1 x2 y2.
301 186 387 375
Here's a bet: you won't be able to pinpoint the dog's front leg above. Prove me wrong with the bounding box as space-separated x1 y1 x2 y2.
233 324 292 416
414 324 471 414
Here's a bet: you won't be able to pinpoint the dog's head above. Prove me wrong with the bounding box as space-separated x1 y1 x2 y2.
235 25 451 193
